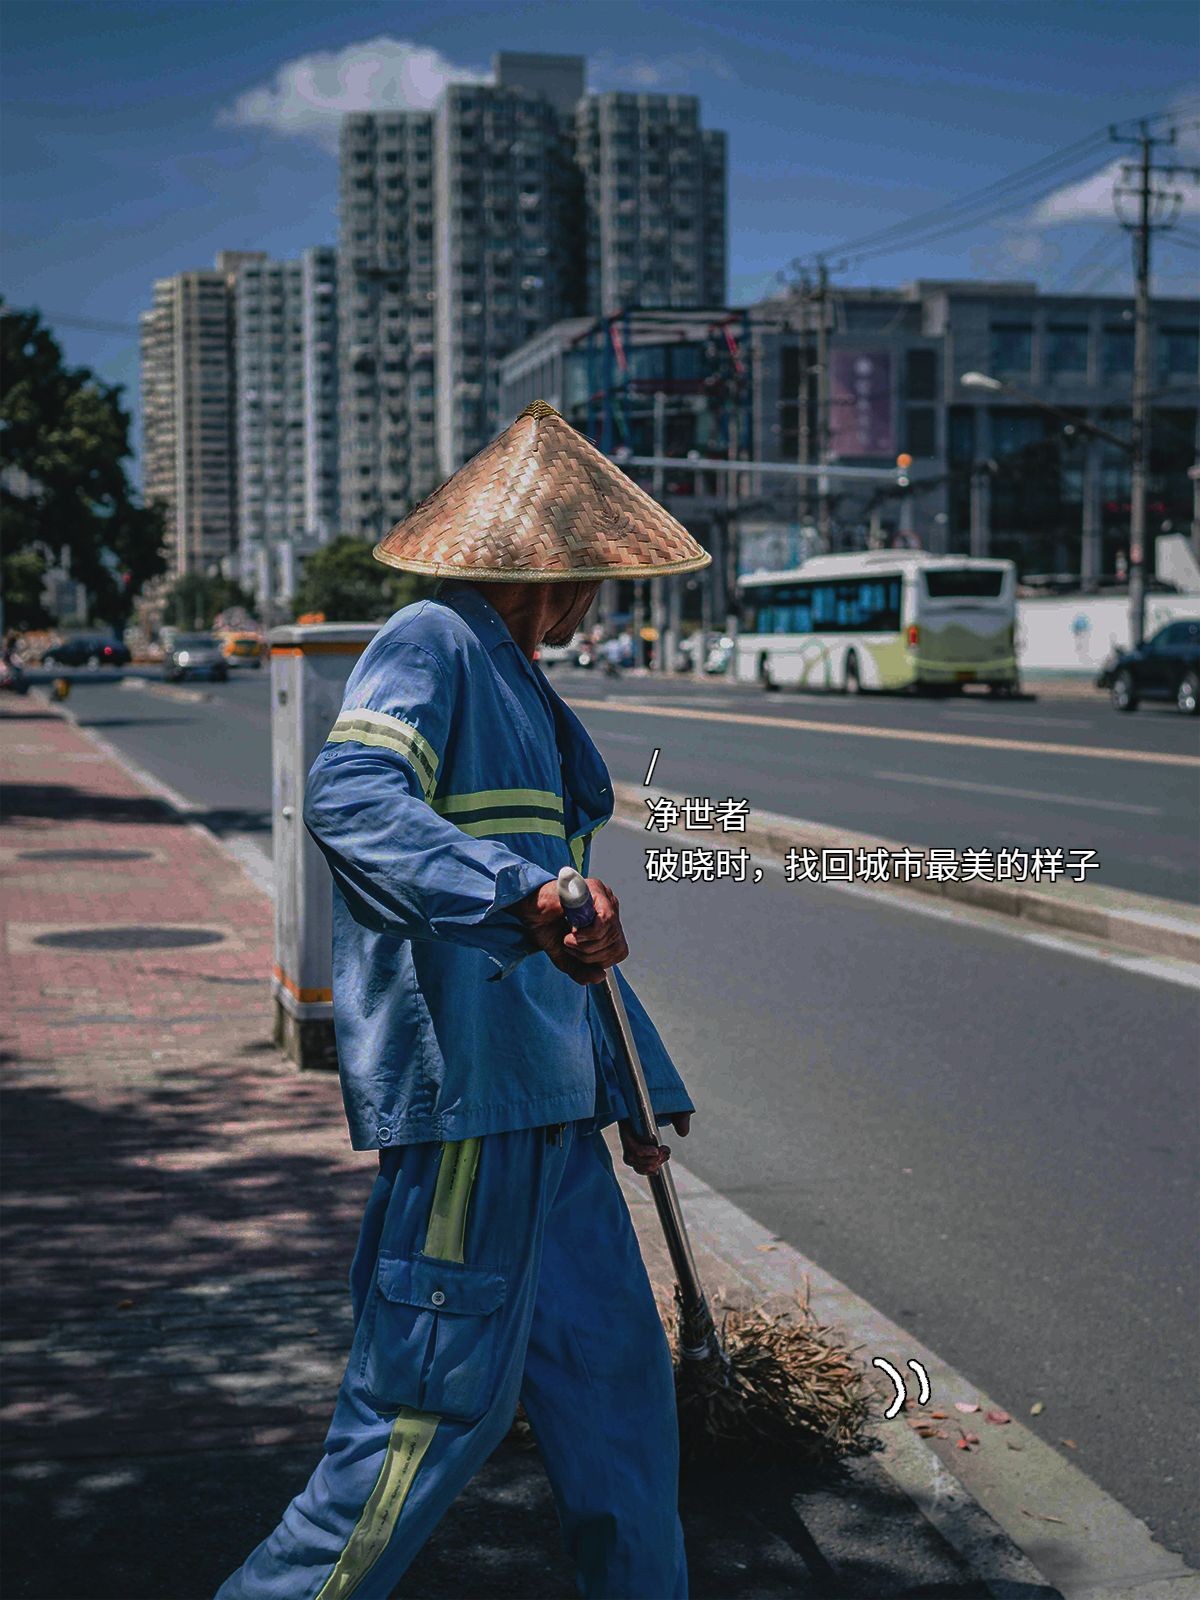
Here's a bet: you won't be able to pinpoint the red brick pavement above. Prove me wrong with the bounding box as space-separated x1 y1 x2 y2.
1 697 371 1462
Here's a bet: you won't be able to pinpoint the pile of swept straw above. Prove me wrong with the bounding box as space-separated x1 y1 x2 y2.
663 1292 877 1465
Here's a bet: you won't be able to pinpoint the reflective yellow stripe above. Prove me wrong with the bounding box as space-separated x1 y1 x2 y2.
570 816 608 871
455 816 566 840
423 1138 481 1262
327 709 439 800
315 1408 438 1599
432 790 563 819
433 787 563 817
316 1140 482 1596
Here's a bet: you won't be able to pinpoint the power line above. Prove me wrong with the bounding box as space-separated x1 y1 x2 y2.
804 129 1112 266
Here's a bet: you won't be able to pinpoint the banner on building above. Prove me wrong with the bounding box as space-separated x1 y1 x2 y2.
828 350 894 459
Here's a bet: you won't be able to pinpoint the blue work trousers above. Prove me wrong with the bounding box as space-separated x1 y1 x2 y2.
216 1123 687 1599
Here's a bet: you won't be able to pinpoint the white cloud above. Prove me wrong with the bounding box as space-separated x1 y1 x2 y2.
1030 100 1200 226
217 39 491 153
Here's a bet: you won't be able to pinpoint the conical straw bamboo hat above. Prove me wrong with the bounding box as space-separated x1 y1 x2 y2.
373 400 711 581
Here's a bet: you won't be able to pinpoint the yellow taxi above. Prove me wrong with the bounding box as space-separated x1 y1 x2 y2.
222 633 265 669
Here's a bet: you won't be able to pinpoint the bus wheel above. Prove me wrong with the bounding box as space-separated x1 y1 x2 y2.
844 652 863 694
758 654 779 692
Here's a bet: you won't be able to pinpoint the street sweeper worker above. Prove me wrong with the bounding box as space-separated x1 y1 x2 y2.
217 400 712 1600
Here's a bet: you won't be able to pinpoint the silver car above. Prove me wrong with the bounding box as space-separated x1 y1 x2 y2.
164 633 227 683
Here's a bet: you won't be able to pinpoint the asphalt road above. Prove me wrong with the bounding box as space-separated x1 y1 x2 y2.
49 663 1200 905
552 667 1200 906
53 664 1200 1565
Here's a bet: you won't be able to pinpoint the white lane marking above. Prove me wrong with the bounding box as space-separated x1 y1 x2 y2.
613 816 1200 992
872 769 1164 816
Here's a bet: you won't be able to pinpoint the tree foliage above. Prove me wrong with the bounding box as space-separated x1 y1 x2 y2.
0 305 165 626
163 574 256 630
291 536 436 623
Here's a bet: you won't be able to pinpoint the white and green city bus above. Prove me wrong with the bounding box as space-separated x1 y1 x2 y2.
734 552 1019 695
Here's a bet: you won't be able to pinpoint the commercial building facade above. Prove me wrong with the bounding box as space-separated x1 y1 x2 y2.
749 280 1199 580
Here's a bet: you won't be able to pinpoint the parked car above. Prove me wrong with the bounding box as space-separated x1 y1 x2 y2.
164 633 227 683
222 633 265 668
1097 620 1200 714
41 634 131 669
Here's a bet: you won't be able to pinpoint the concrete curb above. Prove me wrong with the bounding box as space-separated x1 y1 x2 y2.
660 1157 1199 1600
611 782 1200 967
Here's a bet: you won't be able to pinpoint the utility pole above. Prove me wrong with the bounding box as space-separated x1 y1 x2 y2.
1111 118 1200 645
815 258 832 550
651 390 667 673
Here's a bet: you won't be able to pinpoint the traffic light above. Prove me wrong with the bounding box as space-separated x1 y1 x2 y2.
896 453 912 488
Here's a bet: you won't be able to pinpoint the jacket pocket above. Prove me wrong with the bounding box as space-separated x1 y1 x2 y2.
359 1252 508 1420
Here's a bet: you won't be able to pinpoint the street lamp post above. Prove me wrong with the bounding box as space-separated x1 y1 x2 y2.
961 371 1140 634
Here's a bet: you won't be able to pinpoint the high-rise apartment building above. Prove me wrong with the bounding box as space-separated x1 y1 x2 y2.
338 111 437 539
433 57 585 477
234 255 306 602
302 246 340 549
336 54 730 537
576 93 727 317
138 252 259 578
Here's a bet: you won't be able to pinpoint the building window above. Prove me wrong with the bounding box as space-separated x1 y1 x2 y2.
1159 325 1199 380
1102 325 1134 376
905 407 937 458
990 324 1033 378
906 349 937 401
1046 324 1089 378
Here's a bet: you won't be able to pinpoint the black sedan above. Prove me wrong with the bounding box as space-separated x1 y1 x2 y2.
1098 619 1200 714
41 634 131 669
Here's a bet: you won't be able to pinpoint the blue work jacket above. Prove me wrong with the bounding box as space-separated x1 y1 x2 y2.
304 584 694 1150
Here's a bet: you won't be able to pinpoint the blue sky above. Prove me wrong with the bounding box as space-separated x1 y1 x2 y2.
3 0 1196 482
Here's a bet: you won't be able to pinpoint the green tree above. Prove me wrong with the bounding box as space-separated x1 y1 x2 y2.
0 547 52 630
291 537 435 622
0 305 165 627
163 574 256 630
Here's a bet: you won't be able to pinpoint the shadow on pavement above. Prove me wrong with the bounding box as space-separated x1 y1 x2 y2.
0 781 271 836
1 1053 998 1600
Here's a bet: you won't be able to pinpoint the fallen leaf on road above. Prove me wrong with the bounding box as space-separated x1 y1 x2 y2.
1019 1507 1066 1524
1030 1401 1044 1415
1060 1438 1078 1450
954 1401 980 1413
1007 1442 1023 1451
116 1299 134 1310
914 1423 940 1437
756 1243 778 1252
929 1410 949 1419
985 1409 1012 1425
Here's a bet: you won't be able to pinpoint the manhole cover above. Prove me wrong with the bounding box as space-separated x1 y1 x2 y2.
19 848 155 864
33 927 225 952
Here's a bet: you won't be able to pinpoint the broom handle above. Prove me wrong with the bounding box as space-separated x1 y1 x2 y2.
557 869 716 1353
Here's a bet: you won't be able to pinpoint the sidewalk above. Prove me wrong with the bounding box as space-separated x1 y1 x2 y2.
3 695 1031 1600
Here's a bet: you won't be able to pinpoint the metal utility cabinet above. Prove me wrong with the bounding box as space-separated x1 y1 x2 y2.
270 623 379 1069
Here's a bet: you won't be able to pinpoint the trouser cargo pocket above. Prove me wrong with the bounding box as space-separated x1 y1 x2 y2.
359 1252 508 1420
